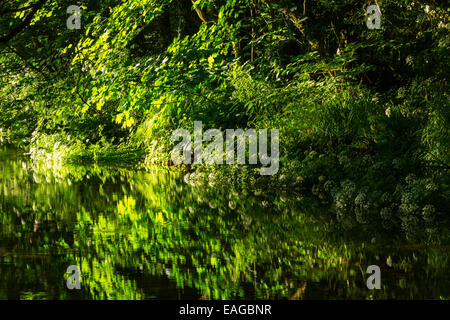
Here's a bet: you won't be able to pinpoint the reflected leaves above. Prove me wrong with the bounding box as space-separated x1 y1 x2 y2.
0 147 449 300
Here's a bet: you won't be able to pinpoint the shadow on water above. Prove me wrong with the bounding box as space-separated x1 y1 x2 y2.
0 146 449 299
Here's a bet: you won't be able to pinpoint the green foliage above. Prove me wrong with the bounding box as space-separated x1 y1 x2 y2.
0 0 449 242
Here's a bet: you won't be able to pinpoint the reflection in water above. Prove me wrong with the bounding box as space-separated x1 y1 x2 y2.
0 146 449 299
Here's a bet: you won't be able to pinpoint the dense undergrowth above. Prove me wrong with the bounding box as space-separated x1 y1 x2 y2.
0 0 449 242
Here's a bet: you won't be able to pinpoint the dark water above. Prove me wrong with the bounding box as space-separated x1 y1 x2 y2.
0 146 448 300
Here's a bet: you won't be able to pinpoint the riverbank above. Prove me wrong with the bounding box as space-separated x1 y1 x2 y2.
2 134 449 245
1 0 448 245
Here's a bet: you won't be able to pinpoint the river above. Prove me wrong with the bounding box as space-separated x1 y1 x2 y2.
0 146 448 299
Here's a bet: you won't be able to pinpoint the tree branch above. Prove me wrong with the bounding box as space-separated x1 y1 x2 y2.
5 43 50 80
191 0 210 23
0 5 35 15
0 0 48 44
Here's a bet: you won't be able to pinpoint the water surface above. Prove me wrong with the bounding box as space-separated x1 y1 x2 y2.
0 147 448 299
